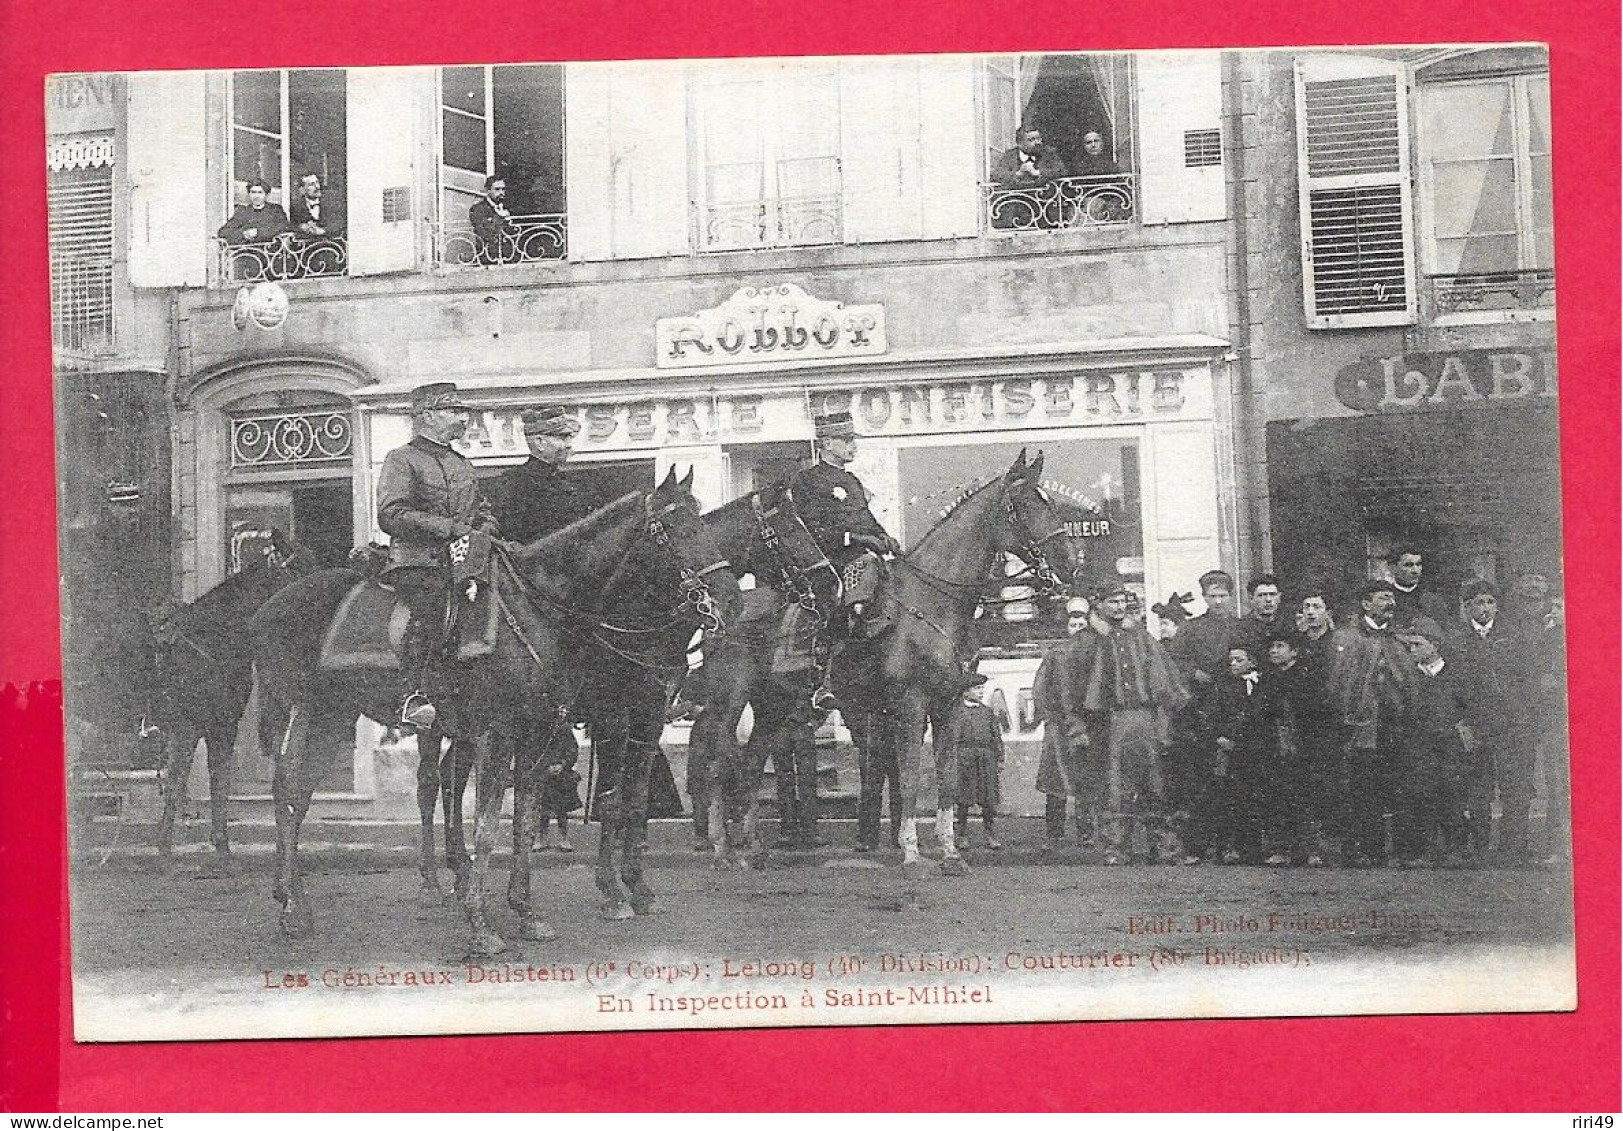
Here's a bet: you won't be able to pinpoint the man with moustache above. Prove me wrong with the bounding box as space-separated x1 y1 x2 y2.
376 381 499 731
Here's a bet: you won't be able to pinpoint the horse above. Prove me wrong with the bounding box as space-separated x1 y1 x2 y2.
248 469 740 952
699 450 1078 874
149 528 310 865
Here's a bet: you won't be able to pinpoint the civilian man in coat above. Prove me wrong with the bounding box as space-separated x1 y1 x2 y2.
289 172 346 240
1033 597 1099 851
376 382 499 730
469 175 519 265
1389 544 1453 629
217 179 290 245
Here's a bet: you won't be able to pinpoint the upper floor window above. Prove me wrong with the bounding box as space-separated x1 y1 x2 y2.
47 135 116 352
691 61 843 252
1418 69 1553 318
437 64 567 267
982 54 1138 232
224 69 348 281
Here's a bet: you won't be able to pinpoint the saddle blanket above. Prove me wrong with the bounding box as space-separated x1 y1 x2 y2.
318 566 501 673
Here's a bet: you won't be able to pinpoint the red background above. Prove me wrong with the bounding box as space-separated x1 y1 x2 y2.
1 0 1617 1111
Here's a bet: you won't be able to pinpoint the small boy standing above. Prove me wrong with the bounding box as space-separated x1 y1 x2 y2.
1394 617 1476 867
1199 643 1275 864
942 673 1006 851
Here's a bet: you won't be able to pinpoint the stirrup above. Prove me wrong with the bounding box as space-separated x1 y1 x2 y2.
811 685 842 713
400 691 438 731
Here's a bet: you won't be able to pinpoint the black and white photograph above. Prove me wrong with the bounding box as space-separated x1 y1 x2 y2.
48 45 1574 1043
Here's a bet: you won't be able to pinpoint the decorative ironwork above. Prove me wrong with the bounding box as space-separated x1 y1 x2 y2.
230 410 352 469
47 133 116 172
1430 269 1555 315
983 174 1137 233
697 195 842 252
438 214 568 267
218 235 348 282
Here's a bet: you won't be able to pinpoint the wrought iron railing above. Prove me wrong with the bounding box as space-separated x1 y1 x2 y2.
229 409 352 470
217 236 348 283
51 255 114 352
437 214 568 267
983 174 1137 233
696 195 843 253
1429 268 1555 316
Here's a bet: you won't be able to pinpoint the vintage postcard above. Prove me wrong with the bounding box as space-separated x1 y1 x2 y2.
51 44 1573 1043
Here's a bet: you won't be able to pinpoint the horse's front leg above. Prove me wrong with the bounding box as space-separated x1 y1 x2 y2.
461 731 509 957
414 725 444 904
889 695 930 875
621 733 658 915
265 701 315 937
155 720 202 864
591 723 635 920
507 719 558 941
929 696 970 876
443 737 474 898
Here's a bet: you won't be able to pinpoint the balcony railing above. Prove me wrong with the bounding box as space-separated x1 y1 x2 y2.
1429 269 1555 316
983 174 1137 233
51 255 114 352
218 236 348 283
696 195 843 253
437 214 568 268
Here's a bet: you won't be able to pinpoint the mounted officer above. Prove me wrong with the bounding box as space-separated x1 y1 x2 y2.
788 408 900 710
492 405 594 543
376 381 500 731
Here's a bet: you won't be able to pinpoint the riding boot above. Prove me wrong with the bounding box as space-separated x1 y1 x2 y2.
398 616 439 732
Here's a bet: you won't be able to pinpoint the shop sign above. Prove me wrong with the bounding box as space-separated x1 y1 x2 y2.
46 74 121 135
656 284 886 369
1334 349 1557 414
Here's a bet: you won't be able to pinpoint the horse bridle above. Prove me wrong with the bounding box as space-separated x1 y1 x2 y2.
643 492 731 634
749 493 829 614
1002 476 1070 597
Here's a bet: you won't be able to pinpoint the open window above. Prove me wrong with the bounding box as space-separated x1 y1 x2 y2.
438 64 567 267
1416 51 1553 319
691 61 843 252
982 54 1138 232
224 69 347 281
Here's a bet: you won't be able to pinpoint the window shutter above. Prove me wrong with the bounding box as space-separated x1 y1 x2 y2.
916 55 982 239
126 71 208 287
347 67 421 276
566 62 690 261
1295 54 1416 327
839 58 924 243
1136 51 1226 225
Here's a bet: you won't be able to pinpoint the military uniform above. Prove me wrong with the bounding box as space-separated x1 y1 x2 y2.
789 459 894 573
376 383 497 727
493 457 596 544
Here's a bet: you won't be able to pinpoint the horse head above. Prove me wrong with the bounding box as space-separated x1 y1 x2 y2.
998 449 1078 596
262 526 316 578
632 467 743 634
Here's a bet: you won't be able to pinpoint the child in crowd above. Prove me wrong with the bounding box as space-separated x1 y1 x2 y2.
943 673 1005 851
1200 643 1276 864
1394 617 1476 867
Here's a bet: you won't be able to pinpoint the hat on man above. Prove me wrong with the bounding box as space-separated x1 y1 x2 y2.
1459 577 1499 602
1064 596 1091 616
1357 578 1397 602
410 381 469 414
964 670 989 687
1091 578 1129 603
1398 615 1446 644
1151 591 1195 623
812 409 856 440
521 405 581 438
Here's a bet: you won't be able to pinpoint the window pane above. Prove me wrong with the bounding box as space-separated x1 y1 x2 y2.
442 111 486 173
233 70 281 134
1530 153 1553 265
1434 233 1519 276
1422 81 1513 160
288 69 346 188
233 127 283 190
1524 75 1551 153
1432 158 1518 238
442 66 485 116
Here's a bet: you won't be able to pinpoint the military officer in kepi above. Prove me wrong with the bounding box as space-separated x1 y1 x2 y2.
376 381 500 731
789 408 901 710
492 405 593 544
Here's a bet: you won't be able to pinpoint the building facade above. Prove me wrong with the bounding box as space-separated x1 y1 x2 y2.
69 52 1250 816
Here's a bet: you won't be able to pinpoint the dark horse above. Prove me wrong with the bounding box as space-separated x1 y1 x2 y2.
249 470 740 951
696 451 1078 873
150 529 309 864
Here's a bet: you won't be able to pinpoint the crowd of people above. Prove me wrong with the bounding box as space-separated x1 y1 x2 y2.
1012 552 1568 869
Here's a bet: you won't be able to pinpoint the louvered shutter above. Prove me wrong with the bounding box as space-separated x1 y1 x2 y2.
1295 55 1416 327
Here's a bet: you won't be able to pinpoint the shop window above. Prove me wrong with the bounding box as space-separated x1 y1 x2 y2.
1418 67 1553 318
896 437 1143 652
982 54 1138 233
692 61 843 252
47 138 115 353
224 69 348 282
438 64 568 267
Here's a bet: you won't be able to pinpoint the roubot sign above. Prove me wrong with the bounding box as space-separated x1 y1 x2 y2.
656 283 886 369
1334 349 1558 414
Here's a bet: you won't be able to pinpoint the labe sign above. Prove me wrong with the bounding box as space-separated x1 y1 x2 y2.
1335 349 1557 414
656 284 886 369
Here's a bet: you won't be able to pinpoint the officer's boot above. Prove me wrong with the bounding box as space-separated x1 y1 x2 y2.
398 614 439 732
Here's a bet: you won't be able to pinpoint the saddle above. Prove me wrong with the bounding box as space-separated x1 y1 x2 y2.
318 558 502 673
